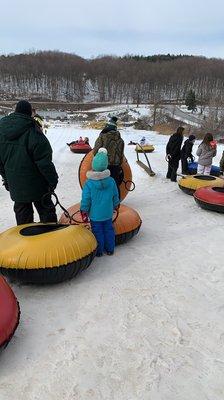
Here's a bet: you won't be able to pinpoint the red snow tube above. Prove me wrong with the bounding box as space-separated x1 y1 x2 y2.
69 143 92 154
194 186 224 213
0 276 20 349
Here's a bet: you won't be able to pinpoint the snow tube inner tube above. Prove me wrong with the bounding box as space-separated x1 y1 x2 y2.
0 276 20 349
0 224 97 284
194 186 224 213
79 151 133 201
178 175 224 195
69 143 92 154
59 204 142 245
188 161 220 176
135 144 155 153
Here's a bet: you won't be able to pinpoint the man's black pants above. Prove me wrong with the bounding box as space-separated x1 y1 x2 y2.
14 195 57 225
166 158 180 182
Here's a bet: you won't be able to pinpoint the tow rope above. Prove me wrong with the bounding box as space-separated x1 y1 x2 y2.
41 191 119 225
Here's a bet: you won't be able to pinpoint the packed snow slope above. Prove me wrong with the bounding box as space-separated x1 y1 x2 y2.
1 126 224 400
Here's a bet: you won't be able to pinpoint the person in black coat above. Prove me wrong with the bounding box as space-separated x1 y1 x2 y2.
166 127 185 181
0 100 58 225
180 134 196 174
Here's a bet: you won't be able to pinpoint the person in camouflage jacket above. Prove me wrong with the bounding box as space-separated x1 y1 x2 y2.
93 126 124 196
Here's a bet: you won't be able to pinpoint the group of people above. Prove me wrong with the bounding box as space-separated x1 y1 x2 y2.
0 103 124 257
166 127 218 181
1 101 223 258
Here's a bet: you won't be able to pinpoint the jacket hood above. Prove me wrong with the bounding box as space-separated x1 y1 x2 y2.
172 132 183 139
87 169 110 180
0 112 34 140
199 142 211 150
170 132 183 145
198 142 215 154
103 130 121 139
86 170 111 189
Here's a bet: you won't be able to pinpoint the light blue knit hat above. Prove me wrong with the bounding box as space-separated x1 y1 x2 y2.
92 148 108 172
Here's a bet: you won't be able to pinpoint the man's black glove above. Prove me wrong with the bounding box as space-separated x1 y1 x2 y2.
165 154 172 162
49 184 57 193
2 180 9 191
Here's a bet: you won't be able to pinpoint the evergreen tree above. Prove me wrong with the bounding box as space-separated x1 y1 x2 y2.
185 90 197 111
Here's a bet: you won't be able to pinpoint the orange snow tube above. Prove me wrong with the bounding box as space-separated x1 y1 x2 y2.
59 204 142 245
78 151 133 201
0 276 20 349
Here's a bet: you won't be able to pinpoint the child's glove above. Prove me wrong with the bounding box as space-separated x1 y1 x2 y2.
80 211 89 223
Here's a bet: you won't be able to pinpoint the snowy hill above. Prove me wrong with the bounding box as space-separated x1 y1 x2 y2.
1 125 224 400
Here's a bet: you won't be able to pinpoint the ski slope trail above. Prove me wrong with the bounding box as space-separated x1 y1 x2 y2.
0 125 224 400
164 105 203 127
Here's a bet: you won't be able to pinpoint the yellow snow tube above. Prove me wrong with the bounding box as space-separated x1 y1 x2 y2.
135 144 155 153
179 175 224 195
0 224 97 284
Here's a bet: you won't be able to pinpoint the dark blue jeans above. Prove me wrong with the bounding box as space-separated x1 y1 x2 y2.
91 219 115 255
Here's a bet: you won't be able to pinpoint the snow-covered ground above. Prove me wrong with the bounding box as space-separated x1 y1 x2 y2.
86 104 150 116
1 125 224 400
86 104 151 122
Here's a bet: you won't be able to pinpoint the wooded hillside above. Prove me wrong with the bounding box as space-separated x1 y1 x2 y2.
0 51 224 104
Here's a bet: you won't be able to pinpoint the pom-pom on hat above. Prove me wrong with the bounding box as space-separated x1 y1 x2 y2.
92 148 108 172
15 100 32 116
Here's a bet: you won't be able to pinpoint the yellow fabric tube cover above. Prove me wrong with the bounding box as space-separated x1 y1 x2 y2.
135 144 155 153
179 175 224 193
0 224 97 270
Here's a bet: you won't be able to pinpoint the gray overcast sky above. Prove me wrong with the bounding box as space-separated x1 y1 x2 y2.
1 0 224 58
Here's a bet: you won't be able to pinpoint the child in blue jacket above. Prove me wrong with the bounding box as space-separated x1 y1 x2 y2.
80 148 120 257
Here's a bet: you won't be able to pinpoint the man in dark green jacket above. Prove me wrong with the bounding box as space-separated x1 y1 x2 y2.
0 100 58 225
